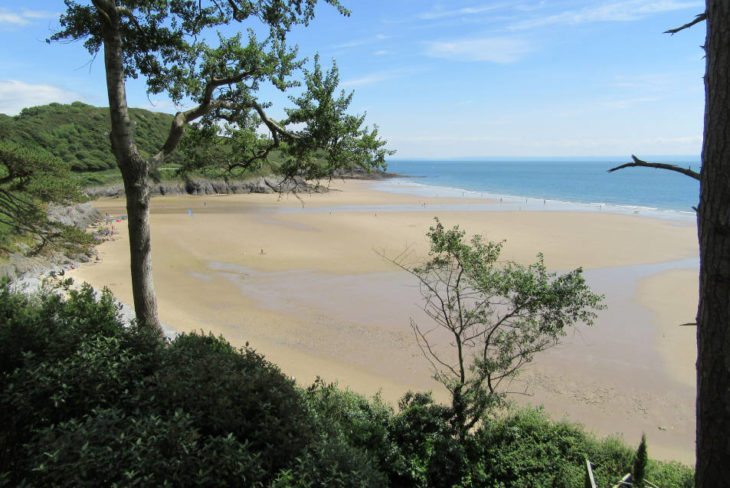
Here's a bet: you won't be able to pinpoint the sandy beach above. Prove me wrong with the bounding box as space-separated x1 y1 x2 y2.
71 179 699 463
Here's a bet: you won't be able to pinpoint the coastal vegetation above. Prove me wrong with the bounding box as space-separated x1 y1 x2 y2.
0 281 694 487
0 102 176 174
0 101 301 186
0 141 92 254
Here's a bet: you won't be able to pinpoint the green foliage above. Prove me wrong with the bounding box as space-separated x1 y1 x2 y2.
177 55 393 182
272 436 388 488
27 409 266 488
0 282 310 486
151 332 314 474
633 433 648 487
305 379 392 456
473 407 633 487
177 123 285 179
298 380 392 486
0 140 90 252
405 219 605 435
280 55 393 179
0 102 176 172
646 459 695 488
472 408 695 487
385 392 456 487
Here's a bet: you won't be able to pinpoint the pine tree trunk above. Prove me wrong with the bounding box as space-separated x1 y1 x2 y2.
696 1 730 485
97 3 162 332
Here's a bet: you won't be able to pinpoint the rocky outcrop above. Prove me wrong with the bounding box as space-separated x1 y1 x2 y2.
0 251 90 286
47 202 102 229
332 168 397 180
0 202 101 284
85 176 327 199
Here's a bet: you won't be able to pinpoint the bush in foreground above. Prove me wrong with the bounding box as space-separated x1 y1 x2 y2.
0 282 694 486
0 282 307 486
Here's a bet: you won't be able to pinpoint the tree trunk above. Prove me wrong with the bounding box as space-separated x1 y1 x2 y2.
121 173 160 331
696 1 730 485
452 385 467 438
98 4 162 332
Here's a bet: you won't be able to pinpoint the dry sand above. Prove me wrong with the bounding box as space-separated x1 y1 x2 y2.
71 180 699 463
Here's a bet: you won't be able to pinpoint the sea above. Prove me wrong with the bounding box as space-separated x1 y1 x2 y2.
380 158 700 221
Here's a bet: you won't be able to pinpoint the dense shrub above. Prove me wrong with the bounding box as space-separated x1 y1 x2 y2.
151 332 313 474
473 407 694 488
26 409 266 487
273 436 388 488
646 460 695 488
298 380 393 486
305 379 392 457
386 392 458 487
0 282 159 480
0 282 311 486
472 407 633 487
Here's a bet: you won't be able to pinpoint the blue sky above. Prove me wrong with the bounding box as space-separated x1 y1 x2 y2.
0 1 706 158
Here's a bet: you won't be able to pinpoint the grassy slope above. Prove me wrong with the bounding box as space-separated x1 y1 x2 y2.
0 102 174 173
0 102 288 186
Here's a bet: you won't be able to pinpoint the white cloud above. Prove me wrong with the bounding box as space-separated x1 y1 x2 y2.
341 73 395 88
144 98 182 113
0 8 56 26
341 66 429 88
334 33 390 50
512 0 702 30
20 10 56 20
611 73 676 90
390 132 702 158
0 80 83 115
0 11 25 25
418 3 515 20
599 96 660 109
425 37 531 63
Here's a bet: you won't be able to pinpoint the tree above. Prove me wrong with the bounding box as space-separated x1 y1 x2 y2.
52 1 391 331
632 434 648 488
608 4 727 485
389 219 604 437
0 141 89 253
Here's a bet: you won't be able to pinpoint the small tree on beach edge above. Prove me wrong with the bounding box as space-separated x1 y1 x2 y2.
388 219 604 437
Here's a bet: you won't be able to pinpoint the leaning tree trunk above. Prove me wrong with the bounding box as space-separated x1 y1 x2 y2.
696 1 730 485
98 6 161 332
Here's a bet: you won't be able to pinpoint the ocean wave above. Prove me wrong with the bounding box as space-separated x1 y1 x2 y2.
375 178 695 223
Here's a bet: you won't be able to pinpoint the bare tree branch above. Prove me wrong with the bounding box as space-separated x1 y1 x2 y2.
151 70 259 166
665 12 707 36
411 319 460 378
608 155 700 180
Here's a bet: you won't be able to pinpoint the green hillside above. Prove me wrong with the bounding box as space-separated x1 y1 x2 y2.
0 102 174 172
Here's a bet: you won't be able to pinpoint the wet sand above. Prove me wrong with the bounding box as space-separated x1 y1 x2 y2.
71 180 699 463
